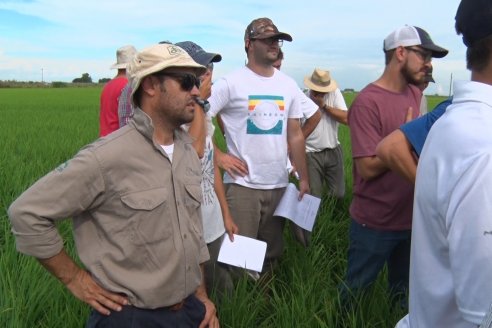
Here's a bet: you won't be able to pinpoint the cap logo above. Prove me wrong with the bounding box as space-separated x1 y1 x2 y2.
251 24 276 38
167 45 184 56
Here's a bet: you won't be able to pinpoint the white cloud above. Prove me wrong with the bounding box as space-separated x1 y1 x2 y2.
0 0 470 94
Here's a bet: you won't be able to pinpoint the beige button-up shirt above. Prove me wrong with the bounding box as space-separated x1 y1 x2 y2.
8 107 209 309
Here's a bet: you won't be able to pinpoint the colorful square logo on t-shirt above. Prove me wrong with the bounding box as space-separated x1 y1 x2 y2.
247 95 285 135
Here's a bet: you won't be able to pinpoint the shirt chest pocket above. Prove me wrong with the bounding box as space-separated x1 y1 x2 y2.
120 187 172 245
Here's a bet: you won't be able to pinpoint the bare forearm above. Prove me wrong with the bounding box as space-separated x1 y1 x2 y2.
301 110 321 139
376 130 417 183
213 150 232 220
195 265 209 302
322 104 348 125
188 104 206 158
354 156 388 180
287 122 309 184
38 249 82 285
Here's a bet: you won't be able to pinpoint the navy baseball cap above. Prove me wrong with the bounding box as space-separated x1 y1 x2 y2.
175 41 222 66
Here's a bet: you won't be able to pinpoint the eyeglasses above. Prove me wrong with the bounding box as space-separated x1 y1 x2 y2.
207 62 214 71
253 37 283 47
405 47 432 63
155 72 200 91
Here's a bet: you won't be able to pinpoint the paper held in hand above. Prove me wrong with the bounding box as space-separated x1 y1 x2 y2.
273 183 321 231
217 234 267 273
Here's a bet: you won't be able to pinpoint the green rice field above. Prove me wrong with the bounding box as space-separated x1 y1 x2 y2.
0 86 447 327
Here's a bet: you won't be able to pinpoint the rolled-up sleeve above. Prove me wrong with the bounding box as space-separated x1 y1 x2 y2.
8 149 105 259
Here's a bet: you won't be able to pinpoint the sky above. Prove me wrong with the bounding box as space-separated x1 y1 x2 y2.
0 0 469 95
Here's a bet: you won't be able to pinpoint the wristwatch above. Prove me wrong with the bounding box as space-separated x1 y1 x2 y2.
195 98 210 113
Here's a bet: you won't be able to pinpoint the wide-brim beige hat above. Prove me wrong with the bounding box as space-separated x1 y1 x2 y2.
128 43 206 106
111 45 137 69
304 68 338 93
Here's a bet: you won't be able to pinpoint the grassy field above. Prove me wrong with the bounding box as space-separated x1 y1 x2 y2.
0 87 447 327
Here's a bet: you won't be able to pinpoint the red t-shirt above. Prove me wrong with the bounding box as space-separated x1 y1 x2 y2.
348 83 421 230
99 76 128 137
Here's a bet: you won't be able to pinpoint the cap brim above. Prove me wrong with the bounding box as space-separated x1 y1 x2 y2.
421 44 449 58
255 32 293 42
111 63 128 69
195 52 222 66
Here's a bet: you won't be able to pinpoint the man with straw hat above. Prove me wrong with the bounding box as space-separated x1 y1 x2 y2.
302 68 348 201
290 68 349 246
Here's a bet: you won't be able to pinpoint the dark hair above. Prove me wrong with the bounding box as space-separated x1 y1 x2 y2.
465 36 492 72
384 49 395 65
456 22 492 72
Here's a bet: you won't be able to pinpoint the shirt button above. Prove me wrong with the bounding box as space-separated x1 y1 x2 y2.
187 266 191 271
183 234 187 239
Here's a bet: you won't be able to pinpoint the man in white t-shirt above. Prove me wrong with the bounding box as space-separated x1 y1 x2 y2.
301 68 348 199
208 17 311 273
396 0 492 327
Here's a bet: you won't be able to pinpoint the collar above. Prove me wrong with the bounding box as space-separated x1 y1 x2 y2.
129 107 194 147
453 80 492 109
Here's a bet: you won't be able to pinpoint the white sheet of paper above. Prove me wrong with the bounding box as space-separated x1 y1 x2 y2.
273 183 321 231
217 234 267 273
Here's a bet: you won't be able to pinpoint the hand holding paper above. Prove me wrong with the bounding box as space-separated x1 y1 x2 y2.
273 183 321 231
217 234 267 273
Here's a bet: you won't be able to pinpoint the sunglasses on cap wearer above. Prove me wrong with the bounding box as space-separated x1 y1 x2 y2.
252 37 284 47
154 72 201 91
405 47 432 63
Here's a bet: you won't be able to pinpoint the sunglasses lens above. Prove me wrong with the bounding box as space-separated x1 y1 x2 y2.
157 73 199 91
182 74 200 91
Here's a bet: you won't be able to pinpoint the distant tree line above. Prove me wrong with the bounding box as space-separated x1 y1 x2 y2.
71 73 111 84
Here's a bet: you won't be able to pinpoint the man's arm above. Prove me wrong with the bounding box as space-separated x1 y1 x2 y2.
353 156 389 181
213 117 248 178
376 129 418 183
321 104 348 125
301 110 321 139
187 72 212 158
195 265 219 328
187 104 206 158
213 143 238 241
215 148 249 178
287 118 310 198
39 250 128 315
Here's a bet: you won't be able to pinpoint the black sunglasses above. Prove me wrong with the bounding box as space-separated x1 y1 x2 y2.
155 72 200 91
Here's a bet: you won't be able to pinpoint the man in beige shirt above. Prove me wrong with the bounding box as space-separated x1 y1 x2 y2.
8 43 219 328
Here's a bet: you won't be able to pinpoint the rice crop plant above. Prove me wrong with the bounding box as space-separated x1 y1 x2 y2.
0 86 447 327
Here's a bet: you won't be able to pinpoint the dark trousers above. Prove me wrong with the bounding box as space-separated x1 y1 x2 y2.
86 294 205 328
340 219 411 304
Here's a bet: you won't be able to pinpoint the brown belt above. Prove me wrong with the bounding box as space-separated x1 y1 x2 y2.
167 299 186 311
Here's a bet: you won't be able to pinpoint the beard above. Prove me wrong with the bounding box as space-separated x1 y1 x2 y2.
401 62 425 86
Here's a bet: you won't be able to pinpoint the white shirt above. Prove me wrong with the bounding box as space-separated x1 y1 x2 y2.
208 66 303 189
396 80 492 328
182 118 225 243
302 88 347 152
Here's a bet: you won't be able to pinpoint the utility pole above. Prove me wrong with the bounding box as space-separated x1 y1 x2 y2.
449 73 453 97
41 68 44 83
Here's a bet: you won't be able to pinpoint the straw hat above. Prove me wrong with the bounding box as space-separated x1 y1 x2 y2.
110 45 137 69
304 68 338 93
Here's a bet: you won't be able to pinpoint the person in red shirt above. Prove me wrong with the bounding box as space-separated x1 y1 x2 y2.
99 45 137 137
